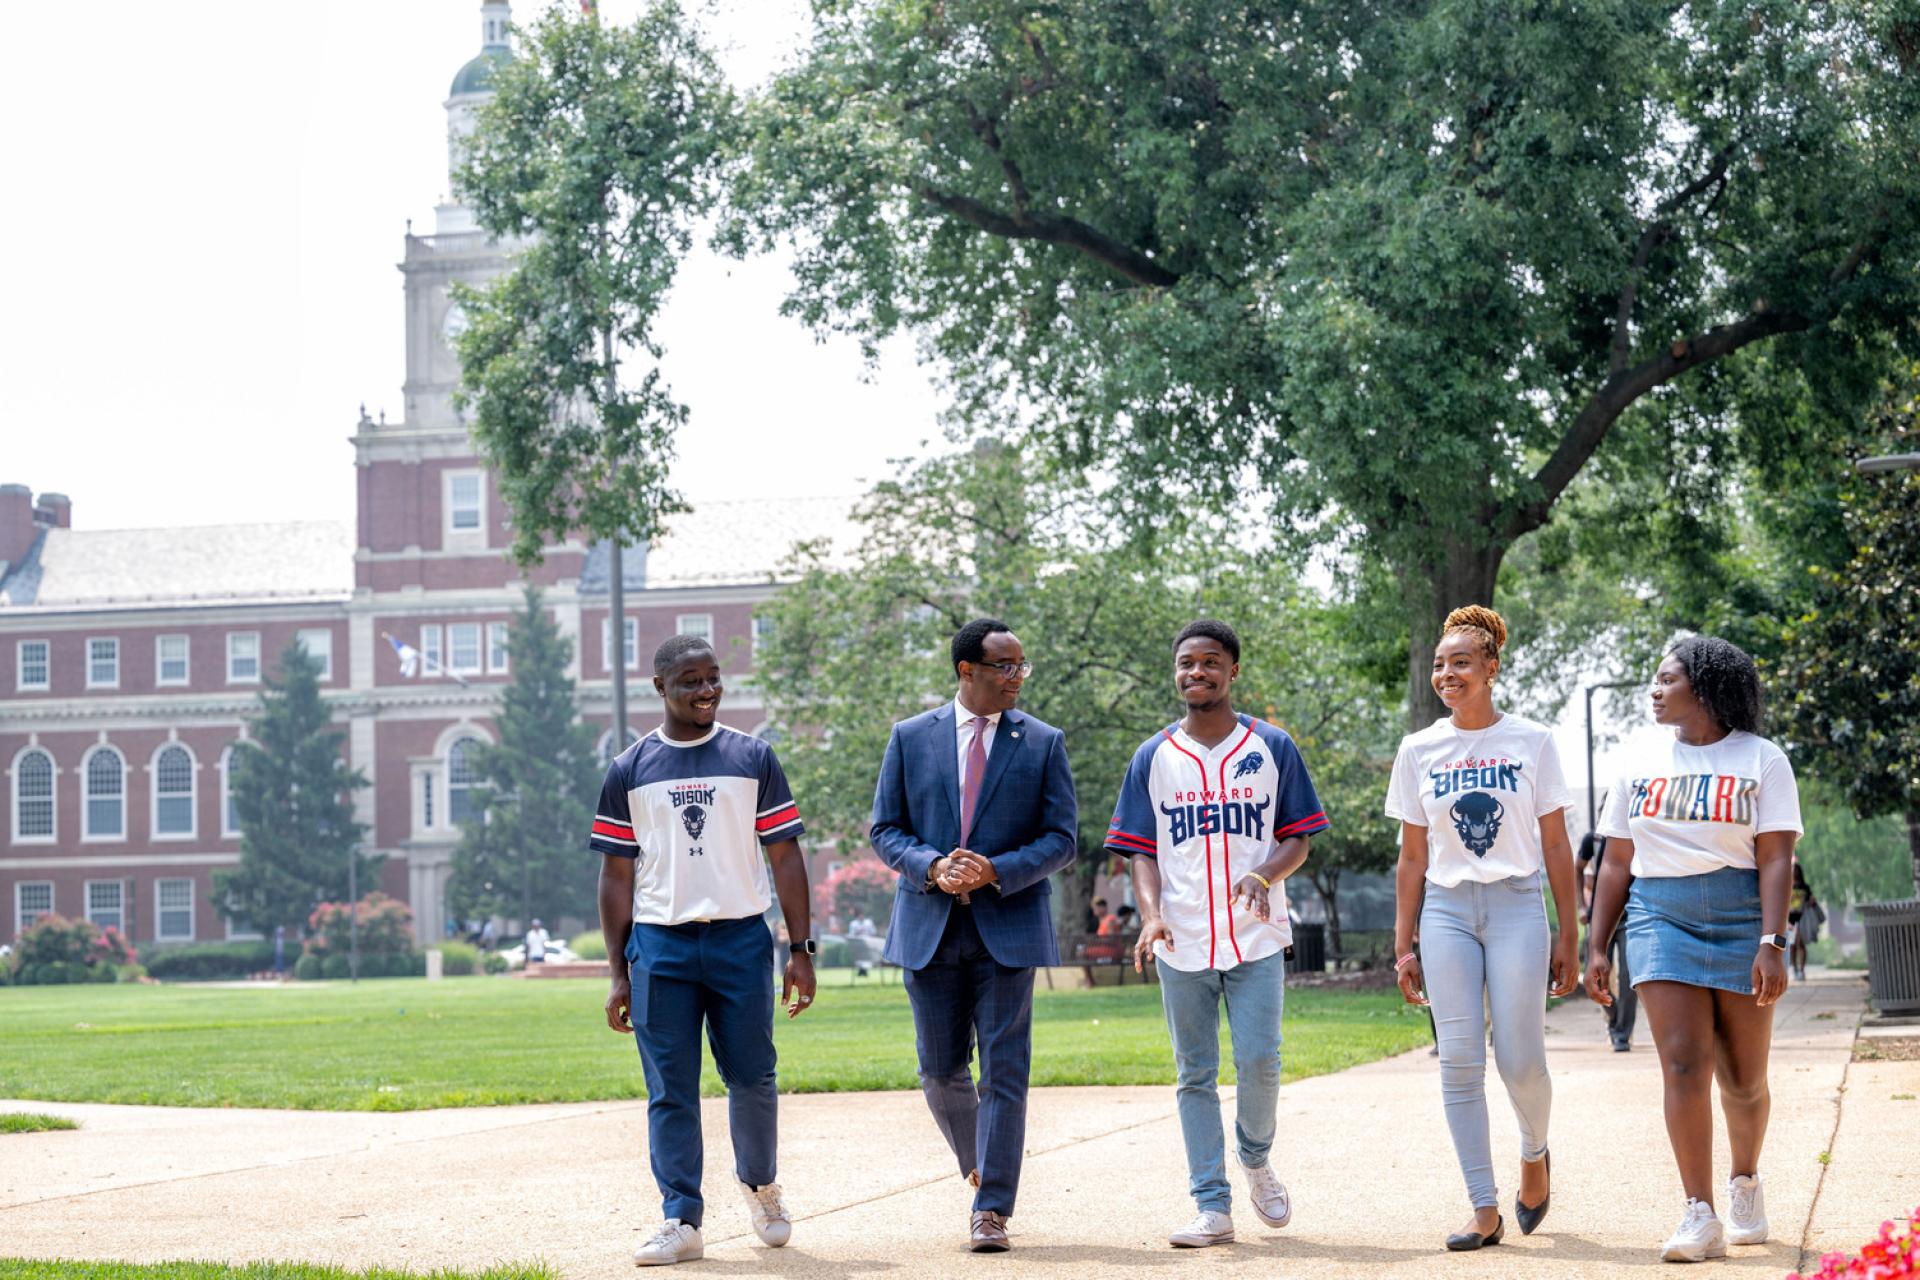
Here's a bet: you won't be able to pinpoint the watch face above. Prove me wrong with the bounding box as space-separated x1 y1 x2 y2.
442 300 469 346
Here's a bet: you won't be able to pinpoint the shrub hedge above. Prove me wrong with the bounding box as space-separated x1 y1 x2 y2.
144 941 277 982
568 932 607 960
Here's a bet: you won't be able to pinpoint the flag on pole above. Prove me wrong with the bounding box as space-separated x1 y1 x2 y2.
387 633 421 677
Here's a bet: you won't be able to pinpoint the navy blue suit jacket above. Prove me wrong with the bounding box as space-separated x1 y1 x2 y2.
869 702 1078 971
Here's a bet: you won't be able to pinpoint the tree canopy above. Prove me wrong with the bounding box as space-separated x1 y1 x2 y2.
731 0 1920 724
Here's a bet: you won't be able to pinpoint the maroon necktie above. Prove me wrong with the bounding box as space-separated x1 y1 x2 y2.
960 716 990 842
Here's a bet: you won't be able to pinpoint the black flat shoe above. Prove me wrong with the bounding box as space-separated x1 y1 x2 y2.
1516 1150 1551 1235
1445 1215 1505 1251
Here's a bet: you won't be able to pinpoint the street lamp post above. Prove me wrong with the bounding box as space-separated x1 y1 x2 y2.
1585 680 1641 836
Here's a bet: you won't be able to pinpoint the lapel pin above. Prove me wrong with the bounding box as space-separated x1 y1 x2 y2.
1011 730 1021 739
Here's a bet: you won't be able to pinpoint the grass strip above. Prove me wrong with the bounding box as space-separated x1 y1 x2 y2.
0 1111 78 1133
0 977 1430 1111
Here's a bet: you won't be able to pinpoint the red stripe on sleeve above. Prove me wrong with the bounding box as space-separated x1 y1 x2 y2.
592 819 634 839
754 805 800 831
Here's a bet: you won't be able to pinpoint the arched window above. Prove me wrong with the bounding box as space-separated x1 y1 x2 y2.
447 737 482 826
12 748 54 841
84 747 125 839
598 726 642 765
154 744 195 836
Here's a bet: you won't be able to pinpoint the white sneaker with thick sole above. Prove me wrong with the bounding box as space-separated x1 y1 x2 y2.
1661 1199 1728 1262
1726 1174 1768 1245
739 1181 793 1247
1169 1209 1235 1248
634 1219 703 1267
1237 1155 1292 1228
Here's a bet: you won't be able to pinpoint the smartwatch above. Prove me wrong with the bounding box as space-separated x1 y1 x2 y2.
789 939 817 956
1760 933 1788 951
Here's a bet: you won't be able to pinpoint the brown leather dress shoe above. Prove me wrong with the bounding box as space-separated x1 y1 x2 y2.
970 1210 1011 1252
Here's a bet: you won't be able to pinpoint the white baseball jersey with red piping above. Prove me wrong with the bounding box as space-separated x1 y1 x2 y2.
1104 714 1329 973
589 723 804 929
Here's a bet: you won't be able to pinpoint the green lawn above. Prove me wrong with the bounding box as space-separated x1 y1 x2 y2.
0 976 1429 1111
0 1265 555 1280
0 1111 77 1133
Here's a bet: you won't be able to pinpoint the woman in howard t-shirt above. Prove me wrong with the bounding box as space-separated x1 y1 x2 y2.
1387 606 1581 1252
1586 636 1800 1263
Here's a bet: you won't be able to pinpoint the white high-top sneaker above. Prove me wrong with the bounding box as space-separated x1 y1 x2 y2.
1237 1155 1293 1228
1661 1199 1728 1262
739 1181 793 1247
1168 1209 1235 1248
634 1219 704 1267
1726 1174 1768 1245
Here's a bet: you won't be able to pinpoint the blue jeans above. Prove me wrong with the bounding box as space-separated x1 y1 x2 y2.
1419 872 1552 1210
1155 949 1286 1214
627 916 779 1228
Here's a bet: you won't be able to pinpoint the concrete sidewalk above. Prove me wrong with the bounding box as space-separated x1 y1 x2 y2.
5 969 1914 1278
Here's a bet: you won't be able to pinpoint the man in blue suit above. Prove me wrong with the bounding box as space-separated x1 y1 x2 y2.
870 617 1079 1253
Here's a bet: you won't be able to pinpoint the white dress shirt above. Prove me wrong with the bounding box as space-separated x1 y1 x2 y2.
953 696 1001 777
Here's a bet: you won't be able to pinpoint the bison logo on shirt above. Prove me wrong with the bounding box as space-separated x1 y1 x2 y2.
1449 792 1505 857
1232 752 1265 779
680 804 707 840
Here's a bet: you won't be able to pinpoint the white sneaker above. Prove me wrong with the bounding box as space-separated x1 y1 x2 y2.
1237 1155 1292 1228
1726 1174 1768 1245
1169 1209 1235 1248
739 1181 793 1247
1661 1199 1728 1262
634 1219 703 1267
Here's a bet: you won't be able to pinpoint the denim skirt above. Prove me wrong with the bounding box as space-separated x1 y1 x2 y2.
1625 866 1762 995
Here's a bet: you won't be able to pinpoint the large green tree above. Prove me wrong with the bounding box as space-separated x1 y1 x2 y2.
454 2 735 737
732 0 1920 726
215 642 373 937
449 587 605 927
753 446 1402 944
1775 384 1920 896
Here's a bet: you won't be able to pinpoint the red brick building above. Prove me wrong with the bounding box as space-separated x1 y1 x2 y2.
0 3 853 949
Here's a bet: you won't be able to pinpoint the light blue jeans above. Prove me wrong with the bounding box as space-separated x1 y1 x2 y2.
1419 872 1551 1210
1155 948 1286 1213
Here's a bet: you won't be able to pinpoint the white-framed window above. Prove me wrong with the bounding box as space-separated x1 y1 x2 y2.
152 743 195 838
445 470 484 539
155 878 195 942
87 637 119 688
598 726 642 765
487 622 509 673
676 614 714 646
421 624 443 676
15 881 53 934
16 639 49 691
448 623 483 675
421 770 436 830
751 614 771 660
295 628 333 680
448 737 482 825
219 744 242 838
85 880 124 932
155 634 190 686
601 616 638 671
12 747 55 842
227 632 261 683
83 746 125 839
225 916 264 941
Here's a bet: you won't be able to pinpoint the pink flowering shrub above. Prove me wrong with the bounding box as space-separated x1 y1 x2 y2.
816 857 896 924
1791 1207 1920 1280
304 893 415 957
9 915 135 984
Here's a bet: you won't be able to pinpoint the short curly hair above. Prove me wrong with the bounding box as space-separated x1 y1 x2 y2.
1174 619 1240 664
951 617 1012 676
654 634 715 677
1667 635 1764 734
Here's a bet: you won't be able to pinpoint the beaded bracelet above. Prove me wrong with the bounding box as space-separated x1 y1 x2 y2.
1393 951 1418 972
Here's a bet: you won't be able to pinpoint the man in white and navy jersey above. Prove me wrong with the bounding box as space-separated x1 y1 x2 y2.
591 634 816 1268
1105 619 1328 1250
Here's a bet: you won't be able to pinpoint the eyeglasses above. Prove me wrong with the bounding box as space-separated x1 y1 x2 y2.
976 660 1033 679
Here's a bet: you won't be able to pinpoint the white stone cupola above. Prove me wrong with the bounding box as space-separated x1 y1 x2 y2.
437 2 513 235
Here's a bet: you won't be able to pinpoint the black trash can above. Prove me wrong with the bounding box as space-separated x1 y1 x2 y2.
1860 898 1920 1017
1287 922 1326 975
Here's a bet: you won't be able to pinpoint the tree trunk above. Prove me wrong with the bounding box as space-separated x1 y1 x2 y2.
1305 867 1342 957
1402 539 1508 731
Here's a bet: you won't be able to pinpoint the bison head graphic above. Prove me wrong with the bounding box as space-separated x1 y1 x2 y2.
680 804 707 841
1448 792 1505 857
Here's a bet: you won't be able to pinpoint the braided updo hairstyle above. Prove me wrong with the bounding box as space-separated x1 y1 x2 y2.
1441 605 1508 662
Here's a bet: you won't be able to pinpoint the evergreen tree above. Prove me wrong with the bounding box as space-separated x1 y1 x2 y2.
448 586 603 926
215 641 372 937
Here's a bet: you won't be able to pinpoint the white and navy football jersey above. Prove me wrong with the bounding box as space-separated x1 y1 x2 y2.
1105 715 1328 972
589 723 805 927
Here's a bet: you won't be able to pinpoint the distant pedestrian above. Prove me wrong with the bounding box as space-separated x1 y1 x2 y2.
1789 863 1822 981
1586 635 1800 1262
480 918 498 950
1086 897 1108 934
524 919 549 965
1578 816 1637 1052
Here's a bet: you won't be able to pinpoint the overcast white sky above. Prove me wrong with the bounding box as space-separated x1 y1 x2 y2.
0 0 939 534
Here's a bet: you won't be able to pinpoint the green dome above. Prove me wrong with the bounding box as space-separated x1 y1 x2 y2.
450 47 511 98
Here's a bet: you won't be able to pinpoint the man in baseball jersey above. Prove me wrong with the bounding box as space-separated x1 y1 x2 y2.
593 635 818 1267
1105 619 1329 1249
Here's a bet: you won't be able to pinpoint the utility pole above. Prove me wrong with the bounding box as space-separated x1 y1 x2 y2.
1585 680 1641 836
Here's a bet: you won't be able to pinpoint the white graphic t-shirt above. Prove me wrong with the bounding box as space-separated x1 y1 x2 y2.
1385 714 1572 888
1598 729 1801 878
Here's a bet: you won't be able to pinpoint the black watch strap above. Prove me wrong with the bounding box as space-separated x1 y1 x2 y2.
789 939 817 955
